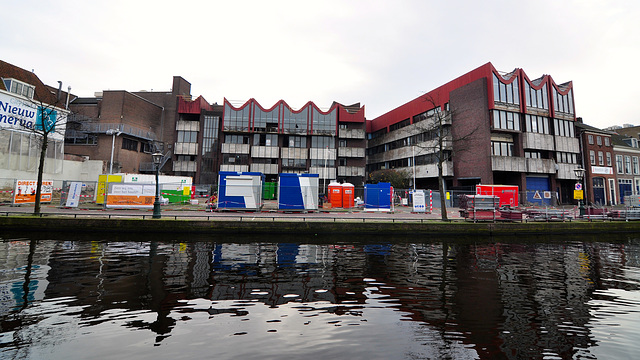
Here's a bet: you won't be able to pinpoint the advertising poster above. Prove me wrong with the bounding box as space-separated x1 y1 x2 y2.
105 183 156 209
13 180 53 205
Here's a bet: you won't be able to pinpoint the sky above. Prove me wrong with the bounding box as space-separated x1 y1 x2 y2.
2 0 639 129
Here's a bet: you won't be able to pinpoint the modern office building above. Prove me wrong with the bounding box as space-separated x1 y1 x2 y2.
366 62 581 204
216 98 366 189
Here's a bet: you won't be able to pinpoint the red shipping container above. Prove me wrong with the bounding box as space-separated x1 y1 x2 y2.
476 185 519 208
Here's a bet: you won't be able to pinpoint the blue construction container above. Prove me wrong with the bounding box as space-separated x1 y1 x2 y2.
364 182 392 211
278 173 319 211
217 172 264 211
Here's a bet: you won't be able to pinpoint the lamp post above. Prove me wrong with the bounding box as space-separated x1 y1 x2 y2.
106 129 121 174
574 167 586 216
152 152 163 219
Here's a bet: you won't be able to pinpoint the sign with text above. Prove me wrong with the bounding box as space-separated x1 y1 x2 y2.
65 182 83 208
13 180 53 205
574 190 584 200
106 183 156 209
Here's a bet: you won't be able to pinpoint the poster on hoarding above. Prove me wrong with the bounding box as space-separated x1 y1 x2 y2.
412 190 426 213
13 180 53 205
65 182 83 208
105 183 156 209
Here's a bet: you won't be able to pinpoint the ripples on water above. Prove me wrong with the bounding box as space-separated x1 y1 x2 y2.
0 233 639 359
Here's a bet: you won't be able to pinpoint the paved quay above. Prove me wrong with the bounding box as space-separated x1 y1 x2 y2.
2 201 639 238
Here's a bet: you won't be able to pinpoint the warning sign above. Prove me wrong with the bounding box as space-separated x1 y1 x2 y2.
574 190 583 200
533 191 542 200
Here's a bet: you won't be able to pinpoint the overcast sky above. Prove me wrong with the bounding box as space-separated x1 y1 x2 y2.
2 0 638 129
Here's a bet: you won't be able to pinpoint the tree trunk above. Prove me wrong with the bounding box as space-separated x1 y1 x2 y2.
438 161 448 220
34 134 48 216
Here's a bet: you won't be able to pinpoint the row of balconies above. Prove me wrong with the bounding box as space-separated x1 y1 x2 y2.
216 164 360 178
522 132 580 153
216 143 364 159
491 156 580 180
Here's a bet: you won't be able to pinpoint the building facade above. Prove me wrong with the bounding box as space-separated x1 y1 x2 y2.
366 62 581 204
612 135 640 204
66 76 191 175
575 122 616 205
217 99 366 189
1 60 69 181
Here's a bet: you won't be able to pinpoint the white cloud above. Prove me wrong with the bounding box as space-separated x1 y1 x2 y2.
2 0 639 128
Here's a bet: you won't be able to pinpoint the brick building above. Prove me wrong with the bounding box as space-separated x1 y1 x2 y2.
575 122 616 205
366 62 581 205
66 76 191 175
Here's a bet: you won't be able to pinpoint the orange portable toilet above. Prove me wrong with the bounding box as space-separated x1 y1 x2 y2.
342 183 354 208
328 182 343 208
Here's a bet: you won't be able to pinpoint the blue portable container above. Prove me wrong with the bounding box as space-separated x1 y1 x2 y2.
364 182 392 210
278 173 319 211
217 171 264 210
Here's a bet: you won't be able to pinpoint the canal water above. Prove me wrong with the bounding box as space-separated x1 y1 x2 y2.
1 232 639 360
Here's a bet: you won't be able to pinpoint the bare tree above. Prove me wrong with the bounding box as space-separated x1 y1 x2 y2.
21 88 69 215
410 95 478 220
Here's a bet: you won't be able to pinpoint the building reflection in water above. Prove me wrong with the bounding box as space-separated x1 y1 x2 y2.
0 233 638 358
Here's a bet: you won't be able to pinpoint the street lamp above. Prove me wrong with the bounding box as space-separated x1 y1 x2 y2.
106 129 121 174
152 152 163 219
574 167 586 215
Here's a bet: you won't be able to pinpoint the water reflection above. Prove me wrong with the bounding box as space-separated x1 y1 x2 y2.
1 233 639 359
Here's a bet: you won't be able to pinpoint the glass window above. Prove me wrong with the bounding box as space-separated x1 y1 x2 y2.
590 150 595 165
493 110 520 131
633 156 640 175
625 156 632 174
597 136 602 145
604 137 610 146
311 136 334 148
223 103 250 131
491 141 513 156
588 135 594 144
598 151 604 165
177 131 198 143
616 155 624 174
312 108 337 135
606 152 612 167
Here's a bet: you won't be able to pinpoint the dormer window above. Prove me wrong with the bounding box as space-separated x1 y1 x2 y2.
2 78 35 99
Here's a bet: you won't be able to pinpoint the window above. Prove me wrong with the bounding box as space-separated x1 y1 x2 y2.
253 133 277 146
338 158 347 166
65 134 97 145
524 81 548 110
590 150 596 165
553 119 575 137
311 136 334 148
223 154 248 165
491 141 513 156
338 139 347 148
492 110 520 131
525 151 540 159
604 137 610 146
553 88 574 115
312 107 336 135
525 115 550 134
606 152 612 167
177 130 198 143
616 155 624 174
389 118 410 132
633 156 640 175
3 78 35 99
283 135 306 148
588 135 594 145
556 152 577 164
282 158 306 168
225 134 249 144
493 74 520 105
223 103 250 131
596 136 602 146
625 156 632 174
122 138 138 151
598 151 604 165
